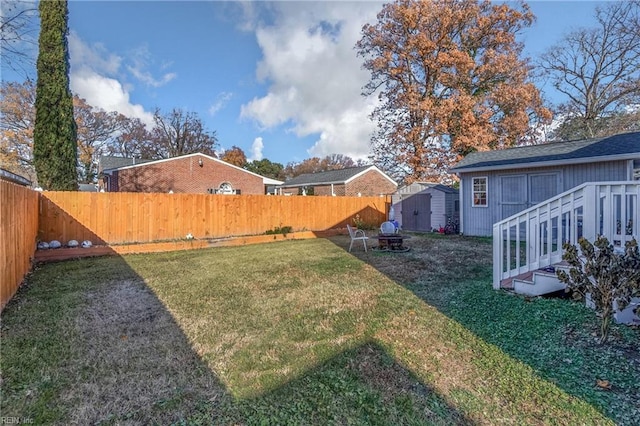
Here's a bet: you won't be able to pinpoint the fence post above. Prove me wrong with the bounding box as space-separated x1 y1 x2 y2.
1 181 39 311
582 184 598 242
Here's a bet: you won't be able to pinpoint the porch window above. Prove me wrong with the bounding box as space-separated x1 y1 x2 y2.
472 177 488 207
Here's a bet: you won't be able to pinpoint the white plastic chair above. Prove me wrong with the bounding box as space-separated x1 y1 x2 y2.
380 221 396 234
346 224 369 252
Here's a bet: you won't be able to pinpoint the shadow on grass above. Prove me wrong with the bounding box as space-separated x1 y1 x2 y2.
0 256 226 424
328 232 639 426
214 341 472 425
1 254 472 424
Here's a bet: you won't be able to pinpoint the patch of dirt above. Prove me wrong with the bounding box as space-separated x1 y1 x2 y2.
64 279 226 425
329 233 492 294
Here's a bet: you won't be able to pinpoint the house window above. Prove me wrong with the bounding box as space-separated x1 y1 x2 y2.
472 177 488 207
219 182 234 194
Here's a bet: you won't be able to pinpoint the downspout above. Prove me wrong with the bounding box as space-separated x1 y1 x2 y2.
627 159 633 180
458 175 464 235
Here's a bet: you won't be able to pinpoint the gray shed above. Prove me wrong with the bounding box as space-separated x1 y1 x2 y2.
450 131 640 237
391 183 459 232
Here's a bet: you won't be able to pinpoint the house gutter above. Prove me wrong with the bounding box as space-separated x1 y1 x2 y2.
458 177 464 235
0 169 31 186
450 153 640 174
279 179 348 188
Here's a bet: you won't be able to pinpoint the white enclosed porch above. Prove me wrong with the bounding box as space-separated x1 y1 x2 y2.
493 181 640 323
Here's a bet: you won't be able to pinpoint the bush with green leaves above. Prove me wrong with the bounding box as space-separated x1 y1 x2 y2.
557 236 640 343
265 226 293 236
352 214 376 231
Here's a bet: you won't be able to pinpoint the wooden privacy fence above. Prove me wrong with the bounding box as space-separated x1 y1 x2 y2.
1 180 39 310
38 192 389 245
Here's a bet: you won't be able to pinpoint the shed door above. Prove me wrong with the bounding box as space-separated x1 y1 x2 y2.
500 175 527 220
401 194 431 232
500 173 560 221
529 173 559 204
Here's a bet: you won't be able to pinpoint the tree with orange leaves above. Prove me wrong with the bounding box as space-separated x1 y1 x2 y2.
0 79 36 181
1 80 138 184
357 0 551 183
221 146 247 167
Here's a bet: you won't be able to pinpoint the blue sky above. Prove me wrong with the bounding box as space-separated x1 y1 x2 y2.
3 1 611 165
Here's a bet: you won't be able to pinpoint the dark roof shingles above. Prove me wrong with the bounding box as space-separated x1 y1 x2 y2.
281 166 374 187
99 156 152 171
451 132 640 171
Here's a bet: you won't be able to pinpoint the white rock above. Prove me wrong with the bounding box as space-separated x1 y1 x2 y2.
37 241 50 250
81 240 93 248
67 239 79 248
49 240 62 249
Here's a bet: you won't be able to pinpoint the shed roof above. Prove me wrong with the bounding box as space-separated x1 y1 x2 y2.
280 165 396 187
398 182 458 194
450 131 640 173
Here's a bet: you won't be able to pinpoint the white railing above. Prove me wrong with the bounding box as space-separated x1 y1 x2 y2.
493 181 640 289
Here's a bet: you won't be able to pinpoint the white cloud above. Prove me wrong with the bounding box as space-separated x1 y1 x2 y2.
209 92 233 116
127 66 177 88
68 33 154 127
71 72 153 127
68 32 121 75
249 137 264 161
126 45 177 88
240 2 382 161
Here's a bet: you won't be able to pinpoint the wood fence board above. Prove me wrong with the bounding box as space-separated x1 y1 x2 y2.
1 181 39 311
3 188 389 310
37 192 388 245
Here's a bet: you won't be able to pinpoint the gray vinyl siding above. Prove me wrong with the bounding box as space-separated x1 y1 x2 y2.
561 160 629 189
429 191 447 229
459 160 634 237
461 175 493 236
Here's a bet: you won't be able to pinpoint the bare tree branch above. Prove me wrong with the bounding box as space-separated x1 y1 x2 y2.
539 1 640 140
148 108 218 159
1 0 38 78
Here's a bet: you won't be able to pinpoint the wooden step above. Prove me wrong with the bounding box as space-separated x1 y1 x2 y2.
513 270 566 296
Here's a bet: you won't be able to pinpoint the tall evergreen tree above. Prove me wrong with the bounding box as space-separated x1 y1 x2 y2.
33 0 77 190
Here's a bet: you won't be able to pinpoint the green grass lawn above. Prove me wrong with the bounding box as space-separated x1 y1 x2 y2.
1 234 638 425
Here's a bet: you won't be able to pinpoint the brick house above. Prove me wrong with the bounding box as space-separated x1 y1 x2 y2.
99 153 283 194
278 165 397 196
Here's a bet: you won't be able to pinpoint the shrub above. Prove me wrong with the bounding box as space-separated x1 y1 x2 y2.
265 226 293 236
557 236 640 343
352 214 376 231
